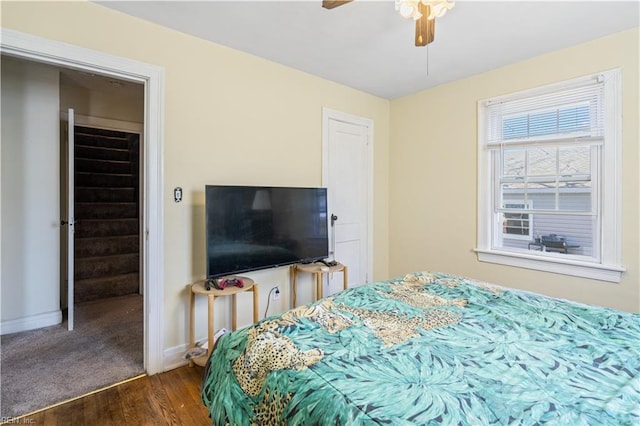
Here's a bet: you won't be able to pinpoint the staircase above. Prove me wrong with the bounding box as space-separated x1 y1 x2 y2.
73 126 140 303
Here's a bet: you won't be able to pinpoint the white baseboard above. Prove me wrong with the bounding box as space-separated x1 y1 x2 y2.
163 329 231 372
0 309 62 335
163 343 190 371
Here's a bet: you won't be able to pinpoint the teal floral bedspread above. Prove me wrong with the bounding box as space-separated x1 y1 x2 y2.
201 272 640 425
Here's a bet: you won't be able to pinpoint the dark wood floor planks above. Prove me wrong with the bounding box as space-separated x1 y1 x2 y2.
20 366 211 425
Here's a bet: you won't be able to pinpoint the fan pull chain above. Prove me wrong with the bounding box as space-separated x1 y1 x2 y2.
426 45 430 77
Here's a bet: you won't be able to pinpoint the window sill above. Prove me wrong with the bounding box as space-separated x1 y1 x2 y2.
474 248 626 283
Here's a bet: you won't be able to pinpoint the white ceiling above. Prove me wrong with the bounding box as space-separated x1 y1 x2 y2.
97 1 639 100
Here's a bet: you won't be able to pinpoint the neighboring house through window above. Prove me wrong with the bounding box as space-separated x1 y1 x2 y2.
476 70 625 282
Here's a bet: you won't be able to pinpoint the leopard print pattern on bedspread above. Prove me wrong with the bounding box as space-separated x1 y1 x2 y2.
232 272 466 399
233 299 353 398
278 298 354 333
341 272 465 346
434 275 503 296
383 280 467 309
341 306 462 347
254 388 292 426
232 324 323 397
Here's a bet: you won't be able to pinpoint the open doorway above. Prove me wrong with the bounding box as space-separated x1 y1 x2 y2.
0 56 148 417
1 28 165 418
59 67 146 322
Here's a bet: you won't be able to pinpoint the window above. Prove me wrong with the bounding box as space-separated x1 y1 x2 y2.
476 70 625 282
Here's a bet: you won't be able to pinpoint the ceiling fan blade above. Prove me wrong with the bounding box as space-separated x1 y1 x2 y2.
322 0 353 9
415 3 435 46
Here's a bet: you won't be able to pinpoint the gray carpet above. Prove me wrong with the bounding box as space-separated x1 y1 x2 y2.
0 294 144 418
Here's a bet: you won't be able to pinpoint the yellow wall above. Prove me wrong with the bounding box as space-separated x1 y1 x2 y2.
1 1 391 348
59 83 144 124
390 28 640 312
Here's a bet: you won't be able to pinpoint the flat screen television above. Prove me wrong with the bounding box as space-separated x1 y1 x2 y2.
205 185 329 279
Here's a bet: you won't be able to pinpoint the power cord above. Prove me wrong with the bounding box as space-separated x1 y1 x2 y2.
264 286 280 319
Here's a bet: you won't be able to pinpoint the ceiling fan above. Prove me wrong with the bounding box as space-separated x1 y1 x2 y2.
322 0 455 47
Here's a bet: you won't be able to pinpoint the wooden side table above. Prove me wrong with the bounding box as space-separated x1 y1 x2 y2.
290 263 348 308
188 276 258 367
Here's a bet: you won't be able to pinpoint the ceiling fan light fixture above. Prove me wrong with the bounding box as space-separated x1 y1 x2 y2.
395 0 455 46
395 0 422 20
415 2 435 46
396 0 454 21
324 0 454 48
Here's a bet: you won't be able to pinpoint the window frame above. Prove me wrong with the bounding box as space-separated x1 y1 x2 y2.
476 69 625 283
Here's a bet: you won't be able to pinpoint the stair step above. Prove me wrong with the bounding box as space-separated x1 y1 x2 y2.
75 172 135 188
75 253 139 281
75 135 128 150
75 132 129 150
75 187 135 203
76 145 130 161
75 202 137 219
75 235 139 258
76 125 129 138
75 218 138 238
74 273 139 303
73 133 129 149
76 158 132 174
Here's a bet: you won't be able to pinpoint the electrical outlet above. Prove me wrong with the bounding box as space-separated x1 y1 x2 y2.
273 286 280 301
214 328 228 341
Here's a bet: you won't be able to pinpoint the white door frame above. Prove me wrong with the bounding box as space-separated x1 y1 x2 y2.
1 28 165 374
321 107 374 284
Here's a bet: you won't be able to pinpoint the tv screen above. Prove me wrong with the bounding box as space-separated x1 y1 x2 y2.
205 185 329 279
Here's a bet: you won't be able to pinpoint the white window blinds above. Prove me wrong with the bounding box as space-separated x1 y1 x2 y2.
485 75 605 147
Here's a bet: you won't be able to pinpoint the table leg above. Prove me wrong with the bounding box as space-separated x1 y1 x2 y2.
252 283 259 322
231 294 237 331
343 265 348 290
207 295 215 358
189 287 195 367
317 272 323 300
292 265 298 308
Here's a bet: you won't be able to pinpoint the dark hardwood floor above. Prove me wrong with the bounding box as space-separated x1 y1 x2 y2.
16 366 211 425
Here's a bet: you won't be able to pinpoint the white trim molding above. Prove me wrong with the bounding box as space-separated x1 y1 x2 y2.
0 310 63 335
1 28 166 374
163 343 190 372
62 112 144 134
475 249 626 283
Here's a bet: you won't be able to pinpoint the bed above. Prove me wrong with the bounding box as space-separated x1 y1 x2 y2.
201 271 640 425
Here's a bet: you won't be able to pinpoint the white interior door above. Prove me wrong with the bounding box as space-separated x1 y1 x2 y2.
64 108 75 331
323 110 372 293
